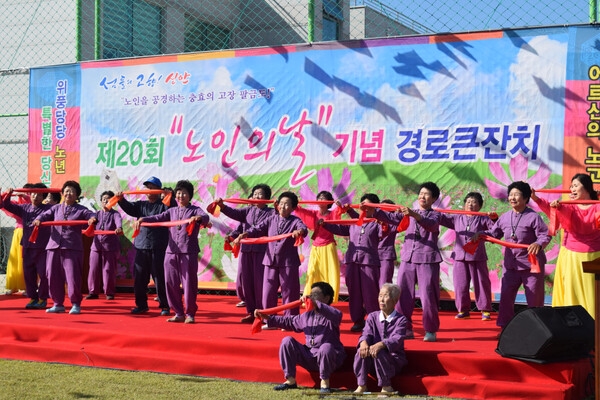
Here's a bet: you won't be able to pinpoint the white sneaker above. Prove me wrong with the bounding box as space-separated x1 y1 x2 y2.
423 331 437 342
69 304 81 314
262 323 277 330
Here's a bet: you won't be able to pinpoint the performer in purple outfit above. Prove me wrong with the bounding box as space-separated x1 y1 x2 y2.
215 184 275 323
378 199 398 287
87 191 123 300
2 183 53 309
135 180 210 324
234 191 308 317
372 182 442 342
34 181 96 315
354 283 407 394
256 281 346 393
473 181 550 330
320 193 382 332
439 192 497 321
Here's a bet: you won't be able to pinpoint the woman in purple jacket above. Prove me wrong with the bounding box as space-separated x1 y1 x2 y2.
439 192 497 321
234 191 307 317
473 181 550 331
34 181 96 315
135 180 210 324
373 182 442 342
87 191 123 300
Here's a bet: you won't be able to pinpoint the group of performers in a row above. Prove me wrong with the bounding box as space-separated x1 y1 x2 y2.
1 173 598 393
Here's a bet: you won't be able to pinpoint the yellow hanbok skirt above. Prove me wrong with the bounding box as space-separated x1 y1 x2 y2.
5 227 25 292
551 246 600 319
302 242 341 303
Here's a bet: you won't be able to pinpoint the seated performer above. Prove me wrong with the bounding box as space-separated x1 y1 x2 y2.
255 281 346 394
354 283 408 394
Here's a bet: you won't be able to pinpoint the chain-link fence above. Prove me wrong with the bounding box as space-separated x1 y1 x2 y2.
0 0 593 267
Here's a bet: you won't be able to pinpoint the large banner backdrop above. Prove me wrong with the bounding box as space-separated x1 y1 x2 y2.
28 25 600 302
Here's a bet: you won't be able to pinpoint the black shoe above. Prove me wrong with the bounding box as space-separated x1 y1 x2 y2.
131 307 149 314
274 383 297 391
320 388 332 394
350 321 365 332
240 314 254 324
160 308 170 316
85 294 99 300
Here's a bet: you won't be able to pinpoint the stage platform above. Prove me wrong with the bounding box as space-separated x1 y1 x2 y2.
0 292 593 400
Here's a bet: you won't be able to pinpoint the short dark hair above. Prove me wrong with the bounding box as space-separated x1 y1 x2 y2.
252 184 272 200
381 199 395 205
311 281 335 305
507 181 531 202
572 173 599 201
62 180 82 197
32 183 48 189
101 190 115 199
361 193 380 204
464 192 483 207
278 191 298 208
420 182 440 200
175 180 194 198
317 191 334 209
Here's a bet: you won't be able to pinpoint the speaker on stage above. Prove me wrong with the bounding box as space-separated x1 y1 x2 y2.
496 305 594 363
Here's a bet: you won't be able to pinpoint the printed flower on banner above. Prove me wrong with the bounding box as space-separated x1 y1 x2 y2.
298 167 355 205
484 154 561 212
220 253 238 282
193 163 241 236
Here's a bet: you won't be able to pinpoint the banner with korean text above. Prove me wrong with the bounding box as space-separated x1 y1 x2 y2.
28 25 600 301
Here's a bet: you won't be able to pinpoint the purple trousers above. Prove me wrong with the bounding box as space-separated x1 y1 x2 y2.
47 249 83 306
497 268 544 327
88 249 118 296
397 261 440 333
345 262 380 324
23 248 48 301
238 251 265 314
279 336 345 380
263 265 300 316
164 252 199 318
379 259 395 287
354 350 406 387
453 260 492 313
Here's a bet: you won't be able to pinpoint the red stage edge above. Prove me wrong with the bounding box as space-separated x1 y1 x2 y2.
0 293 592 400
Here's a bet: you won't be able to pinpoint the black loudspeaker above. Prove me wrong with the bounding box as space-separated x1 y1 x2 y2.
496 306 594 364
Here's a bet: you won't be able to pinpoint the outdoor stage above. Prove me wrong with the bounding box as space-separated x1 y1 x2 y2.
0 292 593 400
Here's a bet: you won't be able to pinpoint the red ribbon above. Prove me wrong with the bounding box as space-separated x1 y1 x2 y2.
298 200 334 205
229 233 304 258
464 235 540 273
132 218 197 238
251 297 314 334
13 188 62 194
323 218 376 225
534 189 571 194
29 220 91 243
434 208 490 217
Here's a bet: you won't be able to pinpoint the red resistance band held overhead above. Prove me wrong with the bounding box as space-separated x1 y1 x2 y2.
206 198 274 216
434 208 498 219
132 219 197 238
251 297 314 334
29 221 94 243
534 189 571 194
463 234 541 273
226 233 304 258
105 190 172 210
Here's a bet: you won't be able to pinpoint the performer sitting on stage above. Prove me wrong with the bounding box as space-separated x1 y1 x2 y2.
255 281 346 393
353 283 408 394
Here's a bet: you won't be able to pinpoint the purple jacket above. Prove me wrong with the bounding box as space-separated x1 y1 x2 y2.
220 204 275 253
378 222 398 261
374 209 442 264
268 300 345 356
484 207 549 271
322 208 381 267
142 205 210 254
245 213 307 268
37 203 96 251
2 199 52 249
358 310 408 367
92 209 123 252
440 214 494 261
